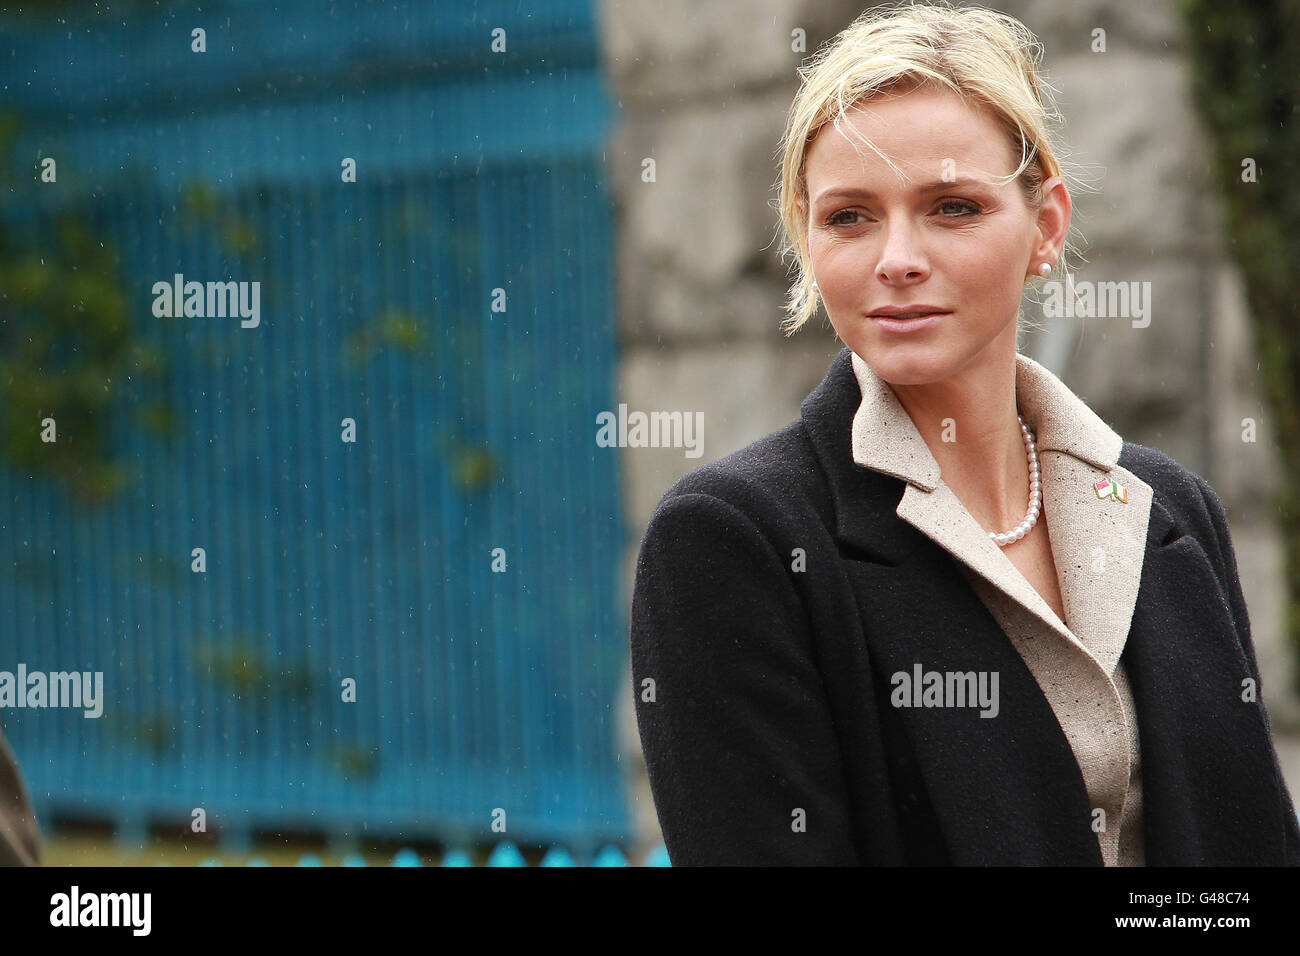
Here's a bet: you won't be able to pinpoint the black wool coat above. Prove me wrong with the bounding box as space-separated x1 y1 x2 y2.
629 346 1300 865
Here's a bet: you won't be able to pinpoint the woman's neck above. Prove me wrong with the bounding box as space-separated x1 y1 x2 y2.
889 350 1030 533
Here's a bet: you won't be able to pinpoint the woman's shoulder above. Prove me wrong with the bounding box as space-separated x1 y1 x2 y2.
1116 438 1231 553
642 416 833 543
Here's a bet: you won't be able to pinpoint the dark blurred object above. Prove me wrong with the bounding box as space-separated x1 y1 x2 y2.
0 727 39 865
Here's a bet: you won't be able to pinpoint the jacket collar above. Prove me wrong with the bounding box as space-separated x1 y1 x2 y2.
802 346 1153 680
847 348 1124 491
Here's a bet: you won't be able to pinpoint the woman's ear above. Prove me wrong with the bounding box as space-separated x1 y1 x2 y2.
1033 175 1071 262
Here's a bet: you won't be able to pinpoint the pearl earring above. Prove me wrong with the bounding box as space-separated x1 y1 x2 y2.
1037 261 1053 276
812 281 819 291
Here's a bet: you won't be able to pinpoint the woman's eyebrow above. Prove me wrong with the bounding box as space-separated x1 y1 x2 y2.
813 178 995 204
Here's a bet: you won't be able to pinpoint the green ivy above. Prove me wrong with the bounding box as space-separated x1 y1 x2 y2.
0 110 172 505
1178 0 1300 692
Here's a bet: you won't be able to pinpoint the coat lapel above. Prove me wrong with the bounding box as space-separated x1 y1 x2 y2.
838 527 1107 863
801 345 1291 865
802 347 1104 863
848 347 1150 863
848 348 1153 680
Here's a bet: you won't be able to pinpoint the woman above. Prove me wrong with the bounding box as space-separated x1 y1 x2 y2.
629 1 1300 866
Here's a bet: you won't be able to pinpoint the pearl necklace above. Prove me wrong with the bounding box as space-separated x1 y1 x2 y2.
990 414 1041 547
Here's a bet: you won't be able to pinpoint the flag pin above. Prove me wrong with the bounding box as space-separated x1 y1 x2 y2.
1094 478 1128 503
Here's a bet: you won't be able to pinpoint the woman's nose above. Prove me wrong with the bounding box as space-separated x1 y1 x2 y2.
875 222 930 285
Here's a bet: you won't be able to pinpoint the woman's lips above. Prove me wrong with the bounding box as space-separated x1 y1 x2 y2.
869 311 949 333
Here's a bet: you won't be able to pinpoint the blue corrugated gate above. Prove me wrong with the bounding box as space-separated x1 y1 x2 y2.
0 0 628 849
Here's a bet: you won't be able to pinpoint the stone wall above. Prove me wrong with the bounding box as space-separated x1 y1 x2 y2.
596 0 1299 854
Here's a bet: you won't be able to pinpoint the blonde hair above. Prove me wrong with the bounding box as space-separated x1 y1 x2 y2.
774 0 1089 336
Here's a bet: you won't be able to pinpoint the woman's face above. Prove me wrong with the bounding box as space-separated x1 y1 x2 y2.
802 83 1065 385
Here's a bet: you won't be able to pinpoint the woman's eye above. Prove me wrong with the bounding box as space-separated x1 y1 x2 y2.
826 209 866 226
825 201 979 226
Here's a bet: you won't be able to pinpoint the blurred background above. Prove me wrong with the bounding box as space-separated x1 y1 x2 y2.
0 0 1297 865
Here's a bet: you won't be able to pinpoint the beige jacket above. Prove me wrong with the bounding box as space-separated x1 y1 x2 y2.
849 349 1152 866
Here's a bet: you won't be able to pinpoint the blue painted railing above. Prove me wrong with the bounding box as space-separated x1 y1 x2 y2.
0 0 628 849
